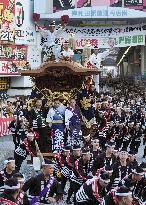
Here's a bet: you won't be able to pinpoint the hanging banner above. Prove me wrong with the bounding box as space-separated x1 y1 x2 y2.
40 33 145 49
98 34 145 48
0 118 13 137
14 0 36 45
64 24 146 38
0 44 27 74
0 0 15 43
28 46 41 69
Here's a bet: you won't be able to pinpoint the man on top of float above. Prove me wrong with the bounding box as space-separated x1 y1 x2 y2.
35 20 67 62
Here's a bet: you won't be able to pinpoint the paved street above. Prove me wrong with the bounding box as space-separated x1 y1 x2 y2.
0 135 14 170
0 135 145 172
0 135 145 205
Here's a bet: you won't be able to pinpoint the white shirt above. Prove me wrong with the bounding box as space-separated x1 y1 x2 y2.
89 50 109 68
39 27 64 47
65 108 74 126
46 108 55 123
46 105 66 123
61 48 74 58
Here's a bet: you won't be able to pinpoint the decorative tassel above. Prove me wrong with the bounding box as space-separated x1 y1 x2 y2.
69 33 76 50
82 43 91 65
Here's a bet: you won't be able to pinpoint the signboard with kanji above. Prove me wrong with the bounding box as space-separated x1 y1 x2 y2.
46 34 145 49
0 0 36 45
0 0 15 42
99 34 145 48
0 44 27 74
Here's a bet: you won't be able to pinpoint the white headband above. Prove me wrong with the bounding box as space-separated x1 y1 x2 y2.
73 148 81 151
132 170 144 176
99 177 110 184
27 133 34 137
4 160 15 165
82 151 90 155
91 139 99 142
106 170 113 174
3 183 20 190
115 192 132 196
129 153 136 156
83 134 90 138
18 178 25 183
42 162 54 167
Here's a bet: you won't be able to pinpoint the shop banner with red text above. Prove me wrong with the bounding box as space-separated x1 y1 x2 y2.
0 44 27 74
0 118 14 137
0 0 15 42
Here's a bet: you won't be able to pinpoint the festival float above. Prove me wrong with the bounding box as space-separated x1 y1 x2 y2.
18 15 101 164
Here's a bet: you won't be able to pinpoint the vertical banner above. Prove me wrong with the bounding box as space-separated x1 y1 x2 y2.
0 0 15 42
0 118 14 137
15 0 36 45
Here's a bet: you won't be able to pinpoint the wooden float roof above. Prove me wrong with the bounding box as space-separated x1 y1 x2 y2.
19 61 100 77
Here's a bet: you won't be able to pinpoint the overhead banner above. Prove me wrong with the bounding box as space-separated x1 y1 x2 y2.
53 34 145 49
0 44 27 74
99 34 145 48
65 24 146 38
40 6 146 19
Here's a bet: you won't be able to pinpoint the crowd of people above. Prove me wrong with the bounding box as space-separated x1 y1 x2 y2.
0 78 146 205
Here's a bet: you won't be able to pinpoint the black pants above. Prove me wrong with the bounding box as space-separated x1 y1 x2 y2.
12 134 20 149
122 140 130 150
144 147 146 157
14 152 25 172
99 137 106 150
135 141 141 153
34 127 48 152
73 182 82 205
143 137 146 157
115 138 123 150
61 175 68 191
130 140 141 153
67 181 74 201
130 139 135 151
77 200 97 205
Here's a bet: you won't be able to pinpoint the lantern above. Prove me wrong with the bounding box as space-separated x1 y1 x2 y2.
61 15 69 24
32 13 40 22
